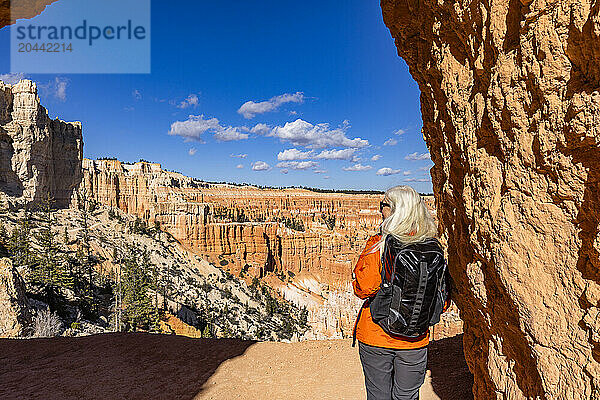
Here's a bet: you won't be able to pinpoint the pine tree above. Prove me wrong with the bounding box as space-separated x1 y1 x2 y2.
0 219 8 257
202 320 213 338
7 209 32 268
120 245 159 332
76 187 96 313
31 196 72 312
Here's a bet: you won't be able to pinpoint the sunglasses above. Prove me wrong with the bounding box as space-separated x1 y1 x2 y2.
379 201 390 212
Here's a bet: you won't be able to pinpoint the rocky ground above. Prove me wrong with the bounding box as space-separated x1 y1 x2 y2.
0 333 472 400
0 204 310 341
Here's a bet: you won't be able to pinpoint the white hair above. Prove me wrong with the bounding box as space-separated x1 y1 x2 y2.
376 185 438 253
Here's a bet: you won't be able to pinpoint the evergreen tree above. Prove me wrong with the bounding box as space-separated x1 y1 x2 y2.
32 196 72 310
76 187 97 313
120 245 159 332
0 219 8 257
7 209 32 268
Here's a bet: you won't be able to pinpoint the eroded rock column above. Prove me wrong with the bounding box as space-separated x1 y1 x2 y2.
0 80 83 208
381 0 600 398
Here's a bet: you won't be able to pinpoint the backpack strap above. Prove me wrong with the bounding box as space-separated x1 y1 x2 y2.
408 260 429 330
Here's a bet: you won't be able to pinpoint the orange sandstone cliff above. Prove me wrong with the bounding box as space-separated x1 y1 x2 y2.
79 158 383 338
381 0 600 398
78 158 458 340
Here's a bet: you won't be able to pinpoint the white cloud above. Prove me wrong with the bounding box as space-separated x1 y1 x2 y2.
405 152 431 161
214 126 249 142
54 78 68 101
238 92 305 119
371 154 382 161
281 169 289 174
394 129 406 136
343 163 372 171
276 161 319 170
404 178 431 182
268 119 368 149
230 153 248 158
250 123 271 135
168 114 220 141
168 114 248 142
314 148 357 160
277 148 314 161
252 161 271 171
188 148 197 156
376 167 402 176
132 89 142 100
324 176 330 179
383 138 398 146
38 77 68 102
314 169 327 174
177 93 200 109
0 73 25 85
419 165 433 171
276 147 357 161
236 164 244 169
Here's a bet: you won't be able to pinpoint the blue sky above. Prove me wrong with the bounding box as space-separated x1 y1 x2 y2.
0 0 433 192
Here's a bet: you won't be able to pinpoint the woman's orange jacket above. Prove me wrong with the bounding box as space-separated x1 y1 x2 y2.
352 234 447 350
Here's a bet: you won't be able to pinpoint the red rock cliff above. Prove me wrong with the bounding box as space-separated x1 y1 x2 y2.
381 0 600 398
79 158 459 339
80 159 391 338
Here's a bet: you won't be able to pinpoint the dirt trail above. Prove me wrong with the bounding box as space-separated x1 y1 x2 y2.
198 336 472 400
0 333 472 400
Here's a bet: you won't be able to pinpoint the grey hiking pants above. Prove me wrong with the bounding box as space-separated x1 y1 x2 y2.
358 341 428 400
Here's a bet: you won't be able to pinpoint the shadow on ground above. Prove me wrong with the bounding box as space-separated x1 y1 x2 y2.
0 332 256 400
428 334 474 399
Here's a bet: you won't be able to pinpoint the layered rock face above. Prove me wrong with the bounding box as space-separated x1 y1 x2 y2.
80 159 459 339
80 159 383 338
80 158 382 284
0 80 83 208
0 258 32 337
381 0 600 398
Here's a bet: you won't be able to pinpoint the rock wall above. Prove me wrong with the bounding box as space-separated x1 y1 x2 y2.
80 158 459 340
0 80 83 208
0 0 58 29
80 158 382 286
381 0 600 398
0 258 32 337
80 158 383 338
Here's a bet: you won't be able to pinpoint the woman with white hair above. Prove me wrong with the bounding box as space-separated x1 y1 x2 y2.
351 185 450 400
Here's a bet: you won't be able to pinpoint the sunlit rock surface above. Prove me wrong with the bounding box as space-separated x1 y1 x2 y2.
381 0 600 398
0 80 83 208
80 159 460 340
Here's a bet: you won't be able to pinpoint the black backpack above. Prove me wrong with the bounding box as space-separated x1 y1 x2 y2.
352 235 450 346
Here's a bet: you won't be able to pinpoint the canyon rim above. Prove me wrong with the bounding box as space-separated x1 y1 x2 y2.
381 0 600 398
0 79 462 343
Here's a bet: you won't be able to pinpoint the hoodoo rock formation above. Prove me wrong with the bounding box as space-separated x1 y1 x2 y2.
0 80 83 208
381 0 600 398
79 159 462 340
80 158 385 338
